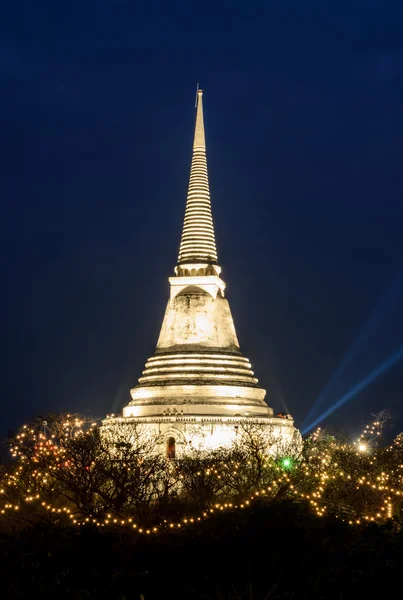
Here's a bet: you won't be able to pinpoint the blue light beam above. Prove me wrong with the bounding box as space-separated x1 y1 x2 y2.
302 346 403 435
303 270 403 429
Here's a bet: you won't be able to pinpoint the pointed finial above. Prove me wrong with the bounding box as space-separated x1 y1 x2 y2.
193 88 205 149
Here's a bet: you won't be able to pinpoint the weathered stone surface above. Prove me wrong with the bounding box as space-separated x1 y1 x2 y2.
157 292 239 351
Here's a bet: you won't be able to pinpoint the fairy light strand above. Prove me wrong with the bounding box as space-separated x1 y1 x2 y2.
1 414 402 533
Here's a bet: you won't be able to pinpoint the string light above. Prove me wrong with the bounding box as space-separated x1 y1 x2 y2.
1 414 402 534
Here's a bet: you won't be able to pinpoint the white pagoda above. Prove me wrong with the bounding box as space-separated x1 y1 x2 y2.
102 90 300 457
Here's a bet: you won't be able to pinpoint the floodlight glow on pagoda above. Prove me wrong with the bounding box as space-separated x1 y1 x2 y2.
102 89 300 456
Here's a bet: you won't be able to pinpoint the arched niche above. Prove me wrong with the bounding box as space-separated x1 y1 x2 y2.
166 436 176 459
176 285 209 296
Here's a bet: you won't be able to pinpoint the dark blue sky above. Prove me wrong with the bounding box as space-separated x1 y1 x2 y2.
1 1 403 437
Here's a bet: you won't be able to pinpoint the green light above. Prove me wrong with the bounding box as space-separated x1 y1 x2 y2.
281 458 292 469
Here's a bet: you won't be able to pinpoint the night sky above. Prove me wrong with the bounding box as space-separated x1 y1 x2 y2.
1 1 403 438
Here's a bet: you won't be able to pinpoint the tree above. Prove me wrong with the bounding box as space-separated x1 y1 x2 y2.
1 411 403 533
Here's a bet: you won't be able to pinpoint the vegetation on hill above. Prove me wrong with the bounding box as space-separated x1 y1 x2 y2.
0 412 402 597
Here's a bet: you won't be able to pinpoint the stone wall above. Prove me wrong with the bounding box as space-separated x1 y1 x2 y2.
156 292 240 352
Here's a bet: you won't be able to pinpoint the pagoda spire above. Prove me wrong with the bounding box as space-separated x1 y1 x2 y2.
178 89 218 265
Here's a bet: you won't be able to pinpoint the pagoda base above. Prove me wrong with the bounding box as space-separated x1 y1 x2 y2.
101 413 301 457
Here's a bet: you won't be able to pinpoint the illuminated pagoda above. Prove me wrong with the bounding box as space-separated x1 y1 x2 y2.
103 89 300 456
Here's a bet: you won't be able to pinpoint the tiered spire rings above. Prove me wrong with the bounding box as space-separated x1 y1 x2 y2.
178 90 218 266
